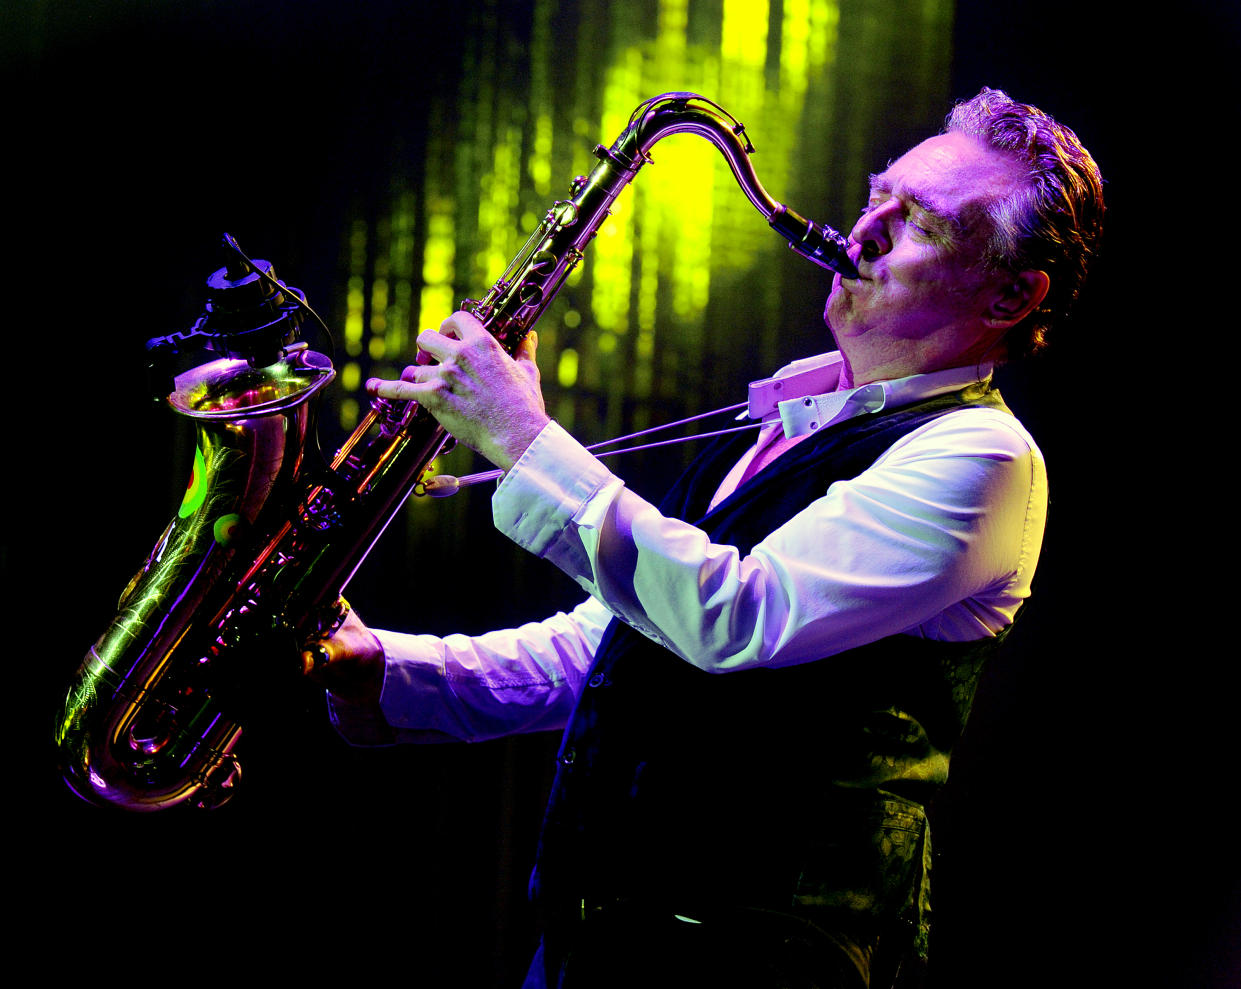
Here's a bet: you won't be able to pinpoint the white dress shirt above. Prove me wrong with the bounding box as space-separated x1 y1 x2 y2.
330 352 1047 745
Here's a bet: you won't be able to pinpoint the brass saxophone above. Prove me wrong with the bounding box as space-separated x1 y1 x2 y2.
55 92 857 811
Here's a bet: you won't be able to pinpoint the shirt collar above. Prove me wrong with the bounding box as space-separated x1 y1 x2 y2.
746 351 994 439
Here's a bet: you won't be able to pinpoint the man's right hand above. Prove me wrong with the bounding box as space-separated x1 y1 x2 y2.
302 607 385 704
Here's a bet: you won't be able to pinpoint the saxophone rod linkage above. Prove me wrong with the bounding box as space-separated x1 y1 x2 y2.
419 401 759 498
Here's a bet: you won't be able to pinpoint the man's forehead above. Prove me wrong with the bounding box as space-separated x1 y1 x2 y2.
873 132 1022 208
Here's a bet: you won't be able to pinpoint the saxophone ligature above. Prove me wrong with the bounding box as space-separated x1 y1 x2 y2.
55 92 858 811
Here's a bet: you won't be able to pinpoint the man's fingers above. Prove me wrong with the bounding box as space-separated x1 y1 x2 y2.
414 327 455 364
514 329 538 363
440 310 488 341
415 312 513 370
514 331 541 387
366 358 462 402
366 375 425 401
300 641 332 677
302 608 385 703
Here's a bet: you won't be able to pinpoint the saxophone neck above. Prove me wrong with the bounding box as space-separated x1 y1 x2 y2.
606 93 857 278
612 93 777 216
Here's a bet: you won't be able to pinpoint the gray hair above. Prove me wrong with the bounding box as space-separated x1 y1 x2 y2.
946 88 1105 359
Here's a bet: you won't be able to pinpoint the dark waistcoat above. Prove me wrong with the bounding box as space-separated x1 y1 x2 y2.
533 386 1014 954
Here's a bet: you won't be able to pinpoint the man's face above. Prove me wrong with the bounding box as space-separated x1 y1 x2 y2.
824 131 1024 375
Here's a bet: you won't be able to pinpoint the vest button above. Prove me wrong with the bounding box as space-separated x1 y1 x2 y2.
588 673 610 688
560 747 576 766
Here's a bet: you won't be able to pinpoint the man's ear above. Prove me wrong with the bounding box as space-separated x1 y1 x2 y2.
985 270 1050 328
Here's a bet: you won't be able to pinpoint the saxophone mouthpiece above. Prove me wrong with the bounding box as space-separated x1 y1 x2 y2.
768 204 859 279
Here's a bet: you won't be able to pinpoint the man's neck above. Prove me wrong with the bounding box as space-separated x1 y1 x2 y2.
838 346 991 390
838 354 856 391
836 327 1007 389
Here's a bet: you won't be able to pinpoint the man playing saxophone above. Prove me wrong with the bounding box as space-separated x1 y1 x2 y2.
311 88 1104 988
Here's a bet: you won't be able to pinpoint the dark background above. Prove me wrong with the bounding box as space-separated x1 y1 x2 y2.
8 1 1237 985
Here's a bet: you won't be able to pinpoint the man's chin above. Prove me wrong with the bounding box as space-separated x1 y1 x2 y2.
823 287 841 325
823 292 857 341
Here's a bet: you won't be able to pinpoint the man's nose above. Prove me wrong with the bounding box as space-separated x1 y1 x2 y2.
849 202 895 261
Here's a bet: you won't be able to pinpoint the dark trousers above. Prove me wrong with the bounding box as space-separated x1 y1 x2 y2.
521 903 887 989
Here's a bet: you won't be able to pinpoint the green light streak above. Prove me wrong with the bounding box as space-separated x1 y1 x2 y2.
557 348 579 389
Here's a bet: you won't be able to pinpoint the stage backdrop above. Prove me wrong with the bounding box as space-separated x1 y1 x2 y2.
15 0 1237 986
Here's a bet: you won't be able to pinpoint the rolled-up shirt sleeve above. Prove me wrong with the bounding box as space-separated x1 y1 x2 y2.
494 410 1046 674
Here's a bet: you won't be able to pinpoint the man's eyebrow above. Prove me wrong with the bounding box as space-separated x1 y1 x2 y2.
866 172 964 235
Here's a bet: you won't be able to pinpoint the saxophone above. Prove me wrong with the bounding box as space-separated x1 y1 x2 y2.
55 92 857 811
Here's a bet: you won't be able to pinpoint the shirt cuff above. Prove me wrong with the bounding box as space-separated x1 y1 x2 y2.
326 629 464 746
492 420 621 560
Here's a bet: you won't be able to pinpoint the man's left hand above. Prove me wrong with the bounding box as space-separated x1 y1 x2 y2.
366 310 549 471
